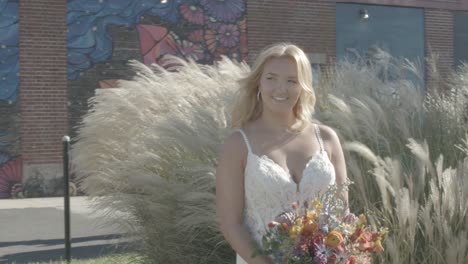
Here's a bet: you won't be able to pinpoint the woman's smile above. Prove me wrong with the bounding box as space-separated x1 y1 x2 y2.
272 96 288 102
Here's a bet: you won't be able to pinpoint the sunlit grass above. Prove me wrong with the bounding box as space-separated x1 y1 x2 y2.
72 52 467 263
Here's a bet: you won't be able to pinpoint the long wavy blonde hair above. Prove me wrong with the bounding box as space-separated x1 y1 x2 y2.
231 43 315 129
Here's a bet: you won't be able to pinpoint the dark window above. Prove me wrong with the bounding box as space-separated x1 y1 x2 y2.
454 12 468 66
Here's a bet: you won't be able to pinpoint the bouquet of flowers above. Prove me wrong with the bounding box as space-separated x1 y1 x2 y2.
252 185 388 264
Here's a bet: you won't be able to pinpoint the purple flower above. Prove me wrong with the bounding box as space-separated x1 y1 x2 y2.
205 15 221 30
313 242 332 262
217 24 240 48
343 213 358 224
201 0 245 23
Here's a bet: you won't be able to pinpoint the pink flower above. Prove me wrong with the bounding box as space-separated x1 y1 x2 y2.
180 4 204 25
188 30 204 43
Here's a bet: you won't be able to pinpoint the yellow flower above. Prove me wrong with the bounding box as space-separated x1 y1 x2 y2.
358 214 367 226
373 237 385 252
289 225 302 238
294 218 303 226
311 199 323 211
305 210 318 221
325 230 344 248
379 227 389 237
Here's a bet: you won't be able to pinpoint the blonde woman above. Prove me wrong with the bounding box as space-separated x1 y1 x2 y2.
216 43 348 264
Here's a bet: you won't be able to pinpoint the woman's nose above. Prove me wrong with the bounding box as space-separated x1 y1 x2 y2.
276 81 288 92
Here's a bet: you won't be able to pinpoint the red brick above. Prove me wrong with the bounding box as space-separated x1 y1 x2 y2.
19 0 68 165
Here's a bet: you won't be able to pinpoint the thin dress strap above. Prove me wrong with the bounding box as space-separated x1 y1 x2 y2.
235 129 252 154
314 124 325 152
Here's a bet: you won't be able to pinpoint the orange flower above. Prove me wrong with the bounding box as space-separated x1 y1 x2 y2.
350 227 363 242
301 221 318 237
325 230 344 248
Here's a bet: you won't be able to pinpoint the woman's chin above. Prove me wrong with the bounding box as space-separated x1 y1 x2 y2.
263 106 295 116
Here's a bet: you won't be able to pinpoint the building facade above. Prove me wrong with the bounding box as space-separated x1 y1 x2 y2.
0 0 467 198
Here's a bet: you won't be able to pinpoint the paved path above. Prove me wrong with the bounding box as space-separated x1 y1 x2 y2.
0 197 130 263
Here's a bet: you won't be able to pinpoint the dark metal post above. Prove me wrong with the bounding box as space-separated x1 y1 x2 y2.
62 135 71 263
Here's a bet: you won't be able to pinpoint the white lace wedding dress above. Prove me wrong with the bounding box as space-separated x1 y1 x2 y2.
235 124 336 264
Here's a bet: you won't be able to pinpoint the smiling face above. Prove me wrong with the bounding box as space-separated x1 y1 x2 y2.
258 56 301 116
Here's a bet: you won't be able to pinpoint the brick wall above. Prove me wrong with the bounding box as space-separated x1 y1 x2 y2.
425 9 454 92
246 0 335 65
68 25 142 140
12 0 458 189
19 0 68 176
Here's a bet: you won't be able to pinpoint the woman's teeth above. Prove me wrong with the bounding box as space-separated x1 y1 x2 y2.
273 97 288 101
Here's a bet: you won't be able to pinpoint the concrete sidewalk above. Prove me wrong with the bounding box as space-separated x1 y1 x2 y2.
0 196 131 263
0 196 91 210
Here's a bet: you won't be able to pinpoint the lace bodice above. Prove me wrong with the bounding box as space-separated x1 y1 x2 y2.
236 125 336 264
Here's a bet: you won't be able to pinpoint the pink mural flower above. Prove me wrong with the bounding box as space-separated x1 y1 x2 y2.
0 158 22 198
137 24 170 65
180 4 204 25
137 24 204 64
201 0 245 23
188 29 204 43
218 24 240 48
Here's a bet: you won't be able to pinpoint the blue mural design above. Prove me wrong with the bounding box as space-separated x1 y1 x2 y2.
66 0 207 80
0 0 19 102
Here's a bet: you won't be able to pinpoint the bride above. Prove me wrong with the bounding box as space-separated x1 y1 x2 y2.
215 43 348 264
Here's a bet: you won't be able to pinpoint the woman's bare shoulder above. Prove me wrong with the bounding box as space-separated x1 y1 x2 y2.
220 129 248 160
315 123 340 142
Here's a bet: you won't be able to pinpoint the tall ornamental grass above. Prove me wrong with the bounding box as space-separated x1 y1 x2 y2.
72 50 467 263
72 57 248 264
314 50 467 263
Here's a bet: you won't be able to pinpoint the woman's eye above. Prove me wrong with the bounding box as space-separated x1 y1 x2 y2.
266 77 274 80
288 80 297 83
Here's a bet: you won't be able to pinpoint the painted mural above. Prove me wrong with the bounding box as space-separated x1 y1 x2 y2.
0 0 21 199
67 0 247 81
66 0 248 160
0 0 251 198
0 0 18 102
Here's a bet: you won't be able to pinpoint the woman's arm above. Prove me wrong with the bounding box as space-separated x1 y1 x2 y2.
320 126 349 207
216 132 272 264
